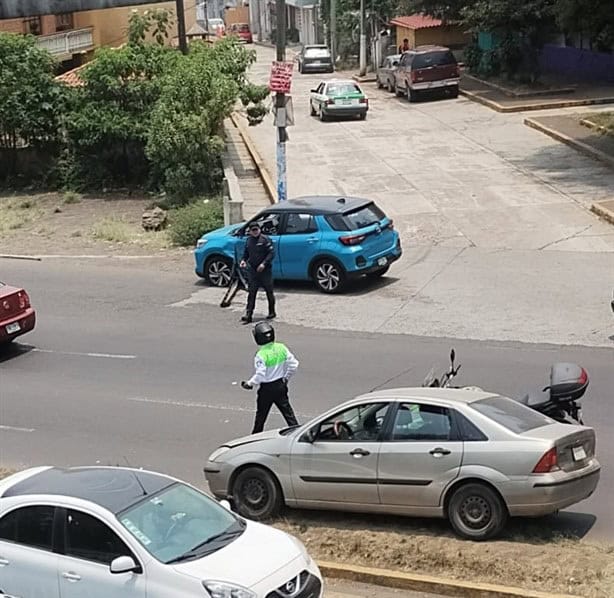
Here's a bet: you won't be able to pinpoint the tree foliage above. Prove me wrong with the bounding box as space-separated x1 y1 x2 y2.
0 33 65 181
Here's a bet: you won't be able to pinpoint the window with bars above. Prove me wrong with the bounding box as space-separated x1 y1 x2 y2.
23 17 42 36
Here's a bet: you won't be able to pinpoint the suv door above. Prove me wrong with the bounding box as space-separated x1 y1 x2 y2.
242 212 283 279
56 508 145 598
0 504 60 598
377 402 462 509
290 402 391 506
278 213 321 279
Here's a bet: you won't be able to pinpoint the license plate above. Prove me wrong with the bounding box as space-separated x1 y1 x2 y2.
5 322 20 334
377 257 387 266
342 99 351 105
572 446 586 461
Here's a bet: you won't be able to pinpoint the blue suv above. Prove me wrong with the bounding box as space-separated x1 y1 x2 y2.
194 196 402 293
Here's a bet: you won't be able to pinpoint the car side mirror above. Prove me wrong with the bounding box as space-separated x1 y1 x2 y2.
219 499 232 511
110 556 140 575
302 427 318 443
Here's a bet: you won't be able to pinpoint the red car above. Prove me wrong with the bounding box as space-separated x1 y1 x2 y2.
227 22 252 43
0 281 35 344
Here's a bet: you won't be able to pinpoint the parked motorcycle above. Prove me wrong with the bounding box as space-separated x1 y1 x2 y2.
422 349 589 425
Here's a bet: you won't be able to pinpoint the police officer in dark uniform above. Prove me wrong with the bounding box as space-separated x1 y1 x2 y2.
240 222 275 324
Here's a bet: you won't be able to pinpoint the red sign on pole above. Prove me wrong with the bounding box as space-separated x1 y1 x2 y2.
269 61 294 94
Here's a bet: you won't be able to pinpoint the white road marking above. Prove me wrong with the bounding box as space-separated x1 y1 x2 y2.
127 396 315 419
128 396 255 413
0 425 35 433
33 349 136 360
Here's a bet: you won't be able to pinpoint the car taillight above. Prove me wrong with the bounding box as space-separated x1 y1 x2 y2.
411 71 417 83
578 367 588 385
326 98 334 105
386 219 394 230
359 98 368 104
18 291 30 309
339 234 366 246
533 448 559 473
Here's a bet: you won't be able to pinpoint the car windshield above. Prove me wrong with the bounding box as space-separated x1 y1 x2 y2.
412 50 456 69
326 203 386 231
305 47 329 58
118 483 244 564
470 396 554 434
327 83 362 96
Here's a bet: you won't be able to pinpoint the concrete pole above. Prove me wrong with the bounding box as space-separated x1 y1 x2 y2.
358 0 366 76
175 0 188 53
257 0 263 41
276 0 288 201
330 0 336 67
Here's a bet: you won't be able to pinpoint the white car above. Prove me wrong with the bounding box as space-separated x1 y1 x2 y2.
0 466 322 598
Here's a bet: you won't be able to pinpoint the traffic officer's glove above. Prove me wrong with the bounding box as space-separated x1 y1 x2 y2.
241 381 253 390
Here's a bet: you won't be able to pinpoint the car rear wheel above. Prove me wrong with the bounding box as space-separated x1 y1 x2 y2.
376 76 382 89
359 112 366 120
310 101 317 116
387 79 394 93
408 87 418 102
204 255 233 287
448 483 507 541
395 83 404 97
319 107 328 122
233 467 282 520
313 259 347 293
450 84 459 98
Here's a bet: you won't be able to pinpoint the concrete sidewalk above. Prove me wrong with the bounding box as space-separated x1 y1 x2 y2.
224 47 614 348
327 578 438 598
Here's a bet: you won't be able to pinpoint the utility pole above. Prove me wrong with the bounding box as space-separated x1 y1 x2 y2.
330 0 336 67
275 0 288 201
204 0 209 34
257 0 263 42
176 0 188 54
358 0 366 76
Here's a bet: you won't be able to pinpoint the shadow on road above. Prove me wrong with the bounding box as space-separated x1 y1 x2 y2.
0 342 35 363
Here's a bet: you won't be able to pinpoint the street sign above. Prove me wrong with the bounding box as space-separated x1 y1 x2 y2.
269 61 294 94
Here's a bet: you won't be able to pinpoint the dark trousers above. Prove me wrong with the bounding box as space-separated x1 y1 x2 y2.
245 267 275 317
252 378 298 434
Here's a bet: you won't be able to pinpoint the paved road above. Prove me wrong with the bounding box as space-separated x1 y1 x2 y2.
219 46 614 348
1 258 613 541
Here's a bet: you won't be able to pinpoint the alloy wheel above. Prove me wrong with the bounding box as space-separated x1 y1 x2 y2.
316 262 340 292
207 259 232 286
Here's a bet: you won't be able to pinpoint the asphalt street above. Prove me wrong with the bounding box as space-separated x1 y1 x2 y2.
1 258 613 541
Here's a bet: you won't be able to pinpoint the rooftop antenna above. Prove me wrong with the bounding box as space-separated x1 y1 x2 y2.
124 456 147 496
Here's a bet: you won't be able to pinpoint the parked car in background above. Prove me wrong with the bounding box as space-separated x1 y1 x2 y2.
376 54 401 92
205 387 600 541
309 79 369 121
194 195 401 294
207 17 225 36
227 22 252 43
394 45 460 102
0 466 323 598
297 44 334 73
0 281 35 344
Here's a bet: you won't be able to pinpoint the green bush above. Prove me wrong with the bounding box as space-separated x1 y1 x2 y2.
168 199 224 246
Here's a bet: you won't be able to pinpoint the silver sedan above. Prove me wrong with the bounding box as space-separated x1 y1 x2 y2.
204 388 600 540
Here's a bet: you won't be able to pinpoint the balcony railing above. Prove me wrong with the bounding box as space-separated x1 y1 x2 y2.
36 27 94 57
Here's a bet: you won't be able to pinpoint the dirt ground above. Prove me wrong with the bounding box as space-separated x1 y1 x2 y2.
0 191 187 258
274 510 614 597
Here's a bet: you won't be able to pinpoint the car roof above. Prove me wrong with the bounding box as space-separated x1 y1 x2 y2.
1 466 175 514
261 195 372 215
357 386 498 405
409 45 451 53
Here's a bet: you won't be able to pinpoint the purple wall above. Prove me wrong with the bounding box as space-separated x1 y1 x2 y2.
539 44 614 83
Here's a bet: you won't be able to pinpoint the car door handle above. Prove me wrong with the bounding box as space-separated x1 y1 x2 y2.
350 448 370 457
62 572 82 582
0 556 9 566
306 237 318 243
429 447 451 457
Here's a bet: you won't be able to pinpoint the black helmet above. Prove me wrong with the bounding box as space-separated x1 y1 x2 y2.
253 322 275 345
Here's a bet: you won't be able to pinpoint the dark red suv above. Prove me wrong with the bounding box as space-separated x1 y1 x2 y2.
393 45 460 102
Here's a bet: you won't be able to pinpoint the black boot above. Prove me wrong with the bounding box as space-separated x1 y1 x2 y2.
241 314 252 324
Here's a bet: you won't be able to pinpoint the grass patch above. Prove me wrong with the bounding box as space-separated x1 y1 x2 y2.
584 112 614 136
63 191 81 205
0 198 43 233
168 198 224 247
91 216 171 248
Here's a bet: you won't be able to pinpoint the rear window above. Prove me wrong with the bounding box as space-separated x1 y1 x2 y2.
412 50 456 69
470 396 554 434
305 48 330 58
326 83 362 96
325 203 386 231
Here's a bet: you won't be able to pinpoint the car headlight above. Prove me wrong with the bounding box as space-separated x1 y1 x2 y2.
196 238 208 249
208 446 230 462
202 580 256 598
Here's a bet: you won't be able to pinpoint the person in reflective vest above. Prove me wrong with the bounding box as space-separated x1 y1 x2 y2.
241 322 299 434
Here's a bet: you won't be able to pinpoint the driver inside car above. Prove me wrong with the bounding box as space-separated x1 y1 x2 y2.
333 411 381 440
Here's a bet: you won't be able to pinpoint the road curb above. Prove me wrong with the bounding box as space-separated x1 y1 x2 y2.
0 254 42 261
591 200 614 225
229 112 277 204
460 88 614 113
462 73 576 98
524 117 614 169
318 561 579 598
